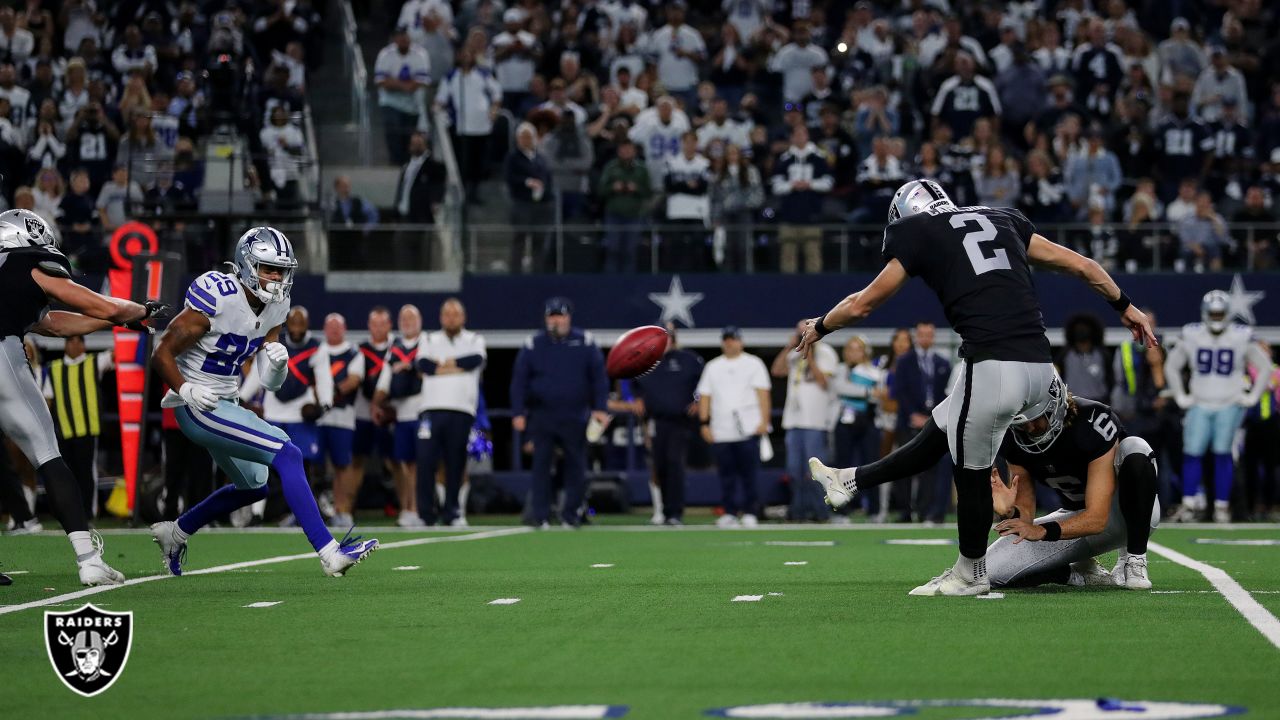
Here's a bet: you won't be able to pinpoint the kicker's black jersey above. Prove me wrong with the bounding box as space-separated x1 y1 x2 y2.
881 206 1051 362
0 247 72 339
999 397 1125 511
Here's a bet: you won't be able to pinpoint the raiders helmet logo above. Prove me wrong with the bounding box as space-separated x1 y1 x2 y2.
25 215 45 239
44 604 134 697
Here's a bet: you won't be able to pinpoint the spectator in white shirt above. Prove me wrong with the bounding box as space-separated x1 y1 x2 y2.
771 322 838 522
698 326 771 528
399 0 454 41
768 21 830 103
918 15 988 71
375 27 432 165
96 164 142 230
491 8 540 114
438 49 502 197
628 95 691 187
646 2 706 109
537 78 588 127
1191 46 1249 124
0 6 34 64
111 25 156 77
259 105 305 203
610 65 648 115
696 98 749 149
724 0 772 42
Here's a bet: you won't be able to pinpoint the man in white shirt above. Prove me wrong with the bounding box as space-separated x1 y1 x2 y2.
771 322 837 522
259 105 306 203
698 326 772 528
317 314 365 529
768 21 829 103
437 49 503 198
724 0 771 43
398 0 454 42
415 299 486 526
491 8 540 114
375 27 432 165
0 7 33 64
628 95 690 187
373 304 433 526
646 2 705 109
611 66 648 115
696 98 749 149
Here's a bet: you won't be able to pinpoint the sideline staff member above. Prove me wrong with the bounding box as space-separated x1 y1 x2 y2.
42 335 113 518
634 323 703 526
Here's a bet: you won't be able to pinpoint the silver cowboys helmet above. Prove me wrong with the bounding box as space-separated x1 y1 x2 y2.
888 179 955 224
1011 372 1069 454
1201 289 1231 334
233 226 297 304
0 208 59 249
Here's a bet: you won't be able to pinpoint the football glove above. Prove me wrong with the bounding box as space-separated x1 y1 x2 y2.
179 383 219 411
262 341 289 368
121 300 173 334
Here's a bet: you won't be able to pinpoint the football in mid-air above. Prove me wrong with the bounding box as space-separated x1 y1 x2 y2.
606 325 669 379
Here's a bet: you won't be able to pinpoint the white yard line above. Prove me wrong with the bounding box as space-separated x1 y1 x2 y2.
1148 540 1280 650
0 527 531 617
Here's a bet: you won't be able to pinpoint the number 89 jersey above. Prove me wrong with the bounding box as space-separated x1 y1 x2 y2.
881 205 1051 363
999 397 1123 511
162 271 290 406
1176 322 1254 409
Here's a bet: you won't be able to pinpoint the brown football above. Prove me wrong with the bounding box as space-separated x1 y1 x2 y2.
606 325 669 379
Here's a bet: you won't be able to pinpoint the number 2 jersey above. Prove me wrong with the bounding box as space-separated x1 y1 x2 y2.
999 397 1124 511
881 205 1051 363
160 271 290 407
1171 322 1256 409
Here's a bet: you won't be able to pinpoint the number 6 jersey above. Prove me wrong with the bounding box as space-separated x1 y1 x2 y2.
999 397 1124 511
881 205 1051 363
161 271 290 407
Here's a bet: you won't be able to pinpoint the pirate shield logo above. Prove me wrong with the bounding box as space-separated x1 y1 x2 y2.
44 604 133 697
24 215 44 239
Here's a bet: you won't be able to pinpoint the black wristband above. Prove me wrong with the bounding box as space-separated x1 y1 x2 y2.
700 419 710 426
1109 291 1132 313
1041 521 1062 542
814 315 832 337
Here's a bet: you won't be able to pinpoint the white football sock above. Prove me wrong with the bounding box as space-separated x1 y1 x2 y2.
955 554 987 583
650 482 663 517
318 539 340 559
68 531 96 562
173 524 190 543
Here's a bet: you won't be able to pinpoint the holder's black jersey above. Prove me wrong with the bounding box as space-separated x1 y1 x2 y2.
0 247 72 338
1000 397 1125 511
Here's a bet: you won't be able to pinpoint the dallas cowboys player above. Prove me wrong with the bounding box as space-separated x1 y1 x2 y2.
1165 290 1269 523
149 227 379 576
0 208 166 585
987 374 1160 590
798 179 1156 596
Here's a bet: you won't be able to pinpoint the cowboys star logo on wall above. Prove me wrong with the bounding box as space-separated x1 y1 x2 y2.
44 603 133 697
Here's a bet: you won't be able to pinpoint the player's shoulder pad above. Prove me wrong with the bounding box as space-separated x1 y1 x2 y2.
185 271 235 317
34 256 71 278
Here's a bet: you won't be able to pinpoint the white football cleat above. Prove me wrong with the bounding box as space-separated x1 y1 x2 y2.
649 512 665 526
450 517 470 528
1170 504 1200 523
740 513 759 528
6 519 44 535
1213 505 1231 524
809 457 857 509
1113 554 1152 590
908 567 990 597
716 514 740 528
151 521 188 576
320 537 380 577
1068 558 1113 587
78 555 125 586
396 511 425 528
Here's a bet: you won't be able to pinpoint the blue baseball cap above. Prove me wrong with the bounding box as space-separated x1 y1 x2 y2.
721 325 742 340
544 296 574 316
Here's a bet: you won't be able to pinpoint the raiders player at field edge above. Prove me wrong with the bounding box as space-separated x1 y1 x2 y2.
797 179 1157 597
987 374 1159 590
0 208 168 586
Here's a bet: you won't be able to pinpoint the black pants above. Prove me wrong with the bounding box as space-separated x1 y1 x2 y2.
889 426 951 522
163 428 215 520
833 417 881 515
57 435 97 520
652 418 692 521
383 107 419 165
452 133 491 197
416 410 473 523
529 419 587 526
712 439 759 516
509 200 555 273
1243 416 1280 515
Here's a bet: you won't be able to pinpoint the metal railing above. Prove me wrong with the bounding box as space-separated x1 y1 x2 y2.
340 0 371 165
431 107 465 273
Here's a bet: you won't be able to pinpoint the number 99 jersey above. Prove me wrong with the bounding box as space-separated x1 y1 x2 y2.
1174 322 1254 409
161 271 290 406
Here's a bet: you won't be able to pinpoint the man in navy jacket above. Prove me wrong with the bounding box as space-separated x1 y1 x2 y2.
511 297 609 527
891 322 953 523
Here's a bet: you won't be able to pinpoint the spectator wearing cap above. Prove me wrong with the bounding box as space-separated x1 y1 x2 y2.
698 326 770 528
438 48 502 199
491 8 540 115
1157 18 1205 85
931 52 1000 140
633 323 704 526
510 297 609 528
768 21 829 104
599 139 652 273
0 6 34 64
647 2 706 110
506 122 554 273
771 123 833 274
772 321 838 522
375 27 431 166
1193 46 1249 125
1064 124 1122 219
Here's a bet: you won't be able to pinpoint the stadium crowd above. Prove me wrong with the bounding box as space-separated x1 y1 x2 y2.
365 0 1280 272
0 1 323 275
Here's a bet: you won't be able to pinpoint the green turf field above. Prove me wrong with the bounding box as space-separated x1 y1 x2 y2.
2 524 1279 719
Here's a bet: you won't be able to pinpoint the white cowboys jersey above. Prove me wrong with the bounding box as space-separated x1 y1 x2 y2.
161 271 290 407
1171 323 1256 408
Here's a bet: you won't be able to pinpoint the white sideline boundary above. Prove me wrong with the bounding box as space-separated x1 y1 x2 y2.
0 527 531 617
1148 541 1280 650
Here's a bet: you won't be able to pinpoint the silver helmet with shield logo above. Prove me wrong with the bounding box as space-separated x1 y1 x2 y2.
1011 372 1069 454
887 179 956 224
0 208 59 249
232 226 297 304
